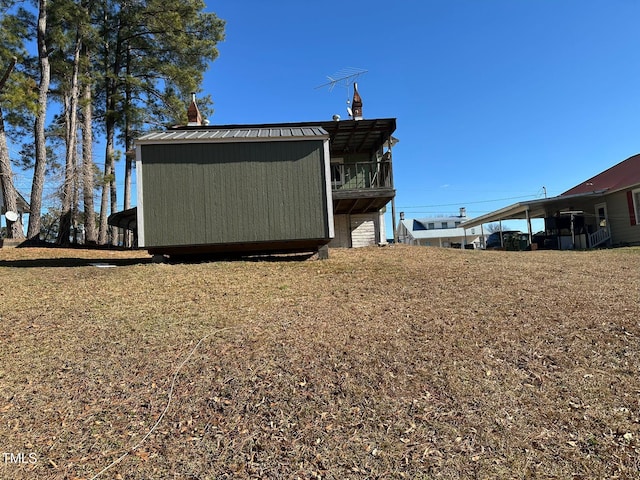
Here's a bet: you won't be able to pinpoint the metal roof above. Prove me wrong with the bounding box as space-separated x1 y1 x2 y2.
460 191 608 229
315 118 397 156
108 207 137 231
562 153 640 196
400 219 476 240
136 126 329 144
461 154 640 229
138 118 397 155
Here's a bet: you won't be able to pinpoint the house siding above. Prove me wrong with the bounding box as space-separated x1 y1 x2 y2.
350 213 378 247
608 189 640 246
329 214 351 248
398 218 484 248
328 212 386 248
140 140 330 248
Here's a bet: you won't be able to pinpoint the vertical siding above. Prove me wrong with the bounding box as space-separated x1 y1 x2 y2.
608 189 640 245
141 141 329 247
329 214 351 248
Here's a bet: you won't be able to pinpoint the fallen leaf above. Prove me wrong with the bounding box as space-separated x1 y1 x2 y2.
134 450 150 462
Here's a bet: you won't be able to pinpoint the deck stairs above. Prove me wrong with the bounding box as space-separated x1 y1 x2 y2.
588 228 610 248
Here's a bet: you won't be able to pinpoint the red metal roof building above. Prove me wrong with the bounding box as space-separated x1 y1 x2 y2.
562 153 640 196
462 153 640 249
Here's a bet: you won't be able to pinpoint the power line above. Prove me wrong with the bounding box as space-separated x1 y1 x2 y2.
398 194 541 210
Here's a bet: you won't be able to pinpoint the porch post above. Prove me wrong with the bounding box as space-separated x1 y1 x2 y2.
391 198 397 244
570 213 575 249
387 135 398 244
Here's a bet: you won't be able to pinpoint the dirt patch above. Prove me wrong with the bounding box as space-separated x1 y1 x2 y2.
0 245 639 479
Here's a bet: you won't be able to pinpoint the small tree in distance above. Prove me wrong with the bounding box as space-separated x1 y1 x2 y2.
486 223 503 233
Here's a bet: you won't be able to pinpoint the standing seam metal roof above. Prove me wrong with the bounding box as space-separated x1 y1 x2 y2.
135 118 397 154
137 126 328 143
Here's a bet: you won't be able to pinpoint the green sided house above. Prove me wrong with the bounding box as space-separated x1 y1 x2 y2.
109 89 398 258
134 125 334 257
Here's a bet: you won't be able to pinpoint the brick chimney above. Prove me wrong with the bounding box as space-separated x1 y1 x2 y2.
351 82 363 120
187 93 202 126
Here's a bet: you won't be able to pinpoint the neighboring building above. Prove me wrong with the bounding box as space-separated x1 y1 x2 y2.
109 88 398 256
397 208 485 248
462 153 640 249
133 124 334 257
0 187 30 232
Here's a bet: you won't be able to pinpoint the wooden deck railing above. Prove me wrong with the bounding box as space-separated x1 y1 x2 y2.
331 161 392 191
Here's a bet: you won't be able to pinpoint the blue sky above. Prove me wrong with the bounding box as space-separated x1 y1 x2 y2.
200 0 640 235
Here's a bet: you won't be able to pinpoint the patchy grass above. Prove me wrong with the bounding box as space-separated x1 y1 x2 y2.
0 245 639 479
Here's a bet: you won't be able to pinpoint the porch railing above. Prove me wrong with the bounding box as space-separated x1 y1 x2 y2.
331 161 392 191
588 228 610 248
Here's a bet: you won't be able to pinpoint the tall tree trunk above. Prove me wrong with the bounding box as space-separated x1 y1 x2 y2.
57 32 81 245
0 113 25 240
27 0 50 239
56 94 75 244
81 55 96 244
109 145 117 246
122 45 133 247
97 148 110 244
72 151 80 243
98 11 120 246
98 126 115 245
0 57 25 240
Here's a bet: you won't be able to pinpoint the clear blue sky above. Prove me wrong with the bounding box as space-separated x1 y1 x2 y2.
200 0 640 235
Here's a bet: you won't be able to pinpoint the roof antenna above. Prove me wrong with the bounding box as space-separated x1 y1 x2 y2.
315 67 368 119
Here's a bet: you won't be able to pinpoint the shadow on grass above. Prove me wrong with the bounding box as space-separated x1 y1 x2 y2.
164 252 317 264
0 252 317 268
0 257 153 268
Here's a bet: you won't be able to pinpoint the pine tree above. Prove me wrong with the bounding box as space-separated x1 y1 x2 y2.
2 0 224 244
47 0 91 244
94 0 224 245
0 1 36 240
27 0 52 239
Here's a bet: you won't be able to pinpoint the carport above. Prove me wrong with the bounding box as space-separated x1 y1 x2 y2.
461 191 608 249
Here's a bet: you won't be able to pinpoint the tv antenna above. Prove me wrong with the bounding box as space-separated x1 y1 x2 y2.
315 67 368 92
316 67 368 119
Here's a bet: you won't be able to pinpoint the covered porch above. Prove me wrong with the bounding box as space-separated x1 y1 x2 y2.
331 160 394 214
461 191 611 250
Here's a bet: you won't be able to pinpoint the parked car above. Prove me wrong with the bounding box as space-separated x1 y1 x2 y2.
485 230 525 250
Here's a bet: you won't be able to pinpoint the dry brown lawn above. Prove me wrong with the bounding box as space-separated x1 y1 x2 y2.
0 245 639 479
